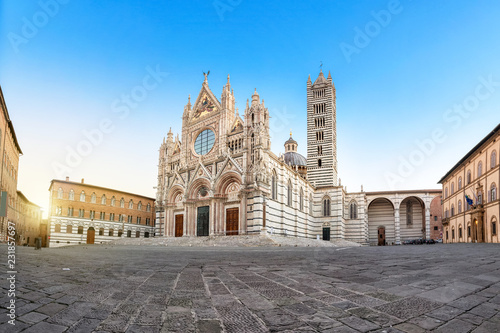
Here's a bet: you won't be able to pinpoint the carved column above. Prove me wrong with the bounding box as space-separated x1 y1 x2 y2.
425 207 431 239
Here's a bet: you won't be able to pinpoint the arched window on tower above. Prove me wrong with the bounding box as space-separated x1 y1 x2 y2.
323 197 330 217
251 133 255 163
349 201 358 219
287 180 292 207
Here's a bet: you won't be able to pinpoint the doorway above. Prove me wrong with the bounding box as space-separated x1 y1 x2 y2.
86 227 95 244
175 214 184 237
378 226 385 246
226 208 239 236
197 206 209 236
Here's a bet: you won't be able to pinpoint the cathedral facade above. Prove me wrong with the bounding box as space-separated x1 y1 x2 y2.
155 71 440 245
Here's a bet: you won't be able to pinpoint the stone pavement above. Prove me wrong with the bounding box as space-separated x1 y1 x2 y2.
1 243 499 332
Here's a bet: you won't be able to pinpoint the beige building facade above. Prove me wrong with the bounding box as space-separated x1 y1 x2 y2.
439 124 500 243
48 178 155 247
16 191 43 246
0 86 23 243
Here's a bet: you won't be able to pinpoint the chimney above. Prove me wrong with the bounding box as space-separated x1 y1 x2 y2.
65 177 69 182
81 178 84 184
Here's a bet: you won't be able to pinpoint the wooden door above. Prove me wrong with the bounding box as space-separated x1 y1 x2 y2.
226 208 239 236
197 206 209 236
378 227 385 246
175 215 183 237
86 227 95 244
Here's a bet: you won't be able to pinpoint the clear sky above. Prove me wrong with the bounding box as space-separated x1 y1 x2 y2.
1 1 500 215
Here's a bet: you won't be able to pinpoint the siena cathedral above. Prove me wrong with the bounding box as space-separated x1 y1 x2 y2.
155 70 440 245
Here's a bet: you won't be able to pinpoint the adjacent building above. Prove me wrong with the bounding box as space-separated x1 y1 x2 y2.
16 191 43 246
0 86 23 242
155 72 441 245
439 124 500 243
48 178 155 247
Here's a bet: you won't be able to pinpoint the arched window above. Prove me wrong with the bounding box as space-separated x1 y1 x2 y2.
109 229 114 236
467 170 471 184
478 161 483 177
459 225 463 238
146 203 151 212
349 201 358 219
287 181 292 206
271 170 278 200
445 188 448 199
120 198 125 208
101 194 106 205
492 151 497 169
458 200 462 213
451 183 454 195
69 189 75 200
445 209 449 218
309 194 313 215
451 204 455 216
91 193 96 203
138 201 142 210
129 200 134 209
80 191 86 202
406 201 413 225
458 177 462 190
66 225 72 233
492 217 497 236
78 226 83 234
491 183 497 202
57 188 63 199
54 224 61 233
323 197 330 217
452 227 455 240
111 196 116 206
299 188 304 211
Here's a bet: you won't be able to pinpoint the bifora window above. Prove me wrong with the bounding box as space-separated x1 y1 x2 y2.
194 129 215 155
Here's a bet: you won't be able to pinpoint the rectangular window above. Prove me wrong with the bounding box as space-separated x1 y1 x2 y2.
434 226 438 230
434 216 437 221
128 215 132 223
146 218 150 226
137 217 141 224
100 212 105 220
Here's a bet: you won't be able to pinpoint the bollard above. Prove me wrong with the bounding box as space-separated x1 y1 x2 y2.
35 237 42 250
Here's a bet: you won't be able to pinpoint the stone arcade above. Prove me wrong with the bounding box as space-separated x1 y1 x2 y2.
155 71 440 245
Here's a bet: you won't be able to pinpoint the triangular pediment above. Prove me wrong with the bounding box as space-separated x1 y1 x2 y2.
216 155 243 179
229 115 244 134
191 83 221 122
171 171 185 187
190 161 213 185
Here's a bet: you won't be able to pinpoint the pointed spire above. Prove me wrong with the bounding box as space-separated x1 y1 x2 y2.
252 88 259 106
246 98 249 108
262 99 264 108
307 74 312 85
327 71 332 80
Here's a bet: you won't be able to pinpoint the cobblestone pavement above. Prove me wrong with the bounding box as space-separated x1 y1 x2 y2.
1 243 500 332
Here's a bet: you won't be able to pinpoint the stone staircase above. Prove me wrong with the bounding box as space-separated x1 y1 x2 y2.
103 234 362 247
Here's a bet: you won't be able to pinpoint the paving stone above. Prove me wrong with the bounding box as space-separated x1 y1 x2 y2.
66 318 101 333
425 305 465 321
434 318 477 333
471 320 500 333
449 295 489 310
196 320 223 332
394 322 428 333
374 297 442 320
35 302 68 316
457 312 485 325
127 324 161 333
0 321 30 332
21 321 68 333
339 315 380 332
409 315 444 330
18 311 48 324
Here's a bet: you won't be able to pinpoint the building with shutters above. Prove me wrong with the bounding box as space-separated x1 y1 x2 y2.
439 124 500 243
47 178 155 247
155 71 441 245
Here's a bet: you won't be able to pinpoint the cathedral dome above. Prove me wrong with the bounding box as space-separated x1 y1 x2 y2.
283 151 307 167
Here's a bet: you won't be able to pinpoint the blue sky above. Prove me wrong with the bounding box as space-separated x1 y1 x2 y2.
1 0 500 214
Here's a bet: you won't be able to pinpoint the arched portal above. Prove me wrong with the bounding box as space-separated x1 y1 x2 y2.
368 198 394 245
400 196 425 241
